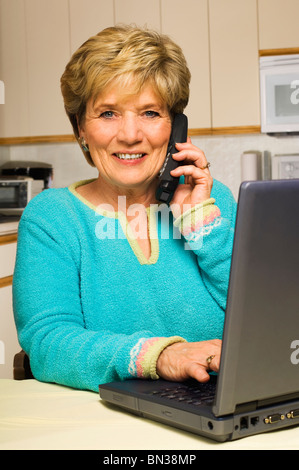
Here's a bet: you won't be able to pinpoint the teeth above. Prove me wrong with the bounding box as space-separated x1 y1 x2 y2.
115 153 144 160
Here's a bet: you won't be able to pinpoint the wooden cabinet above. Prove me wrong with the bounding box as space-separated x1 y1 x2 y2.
69 0 114 54
0 235 20 379
115 0 161 30
0 0 71 137
161 0 211 130
0 0 29 138
25 0 71 136
209 0 260 128
0 241 16 278
0 285 20 379
258 0 299 51
1 0 298 141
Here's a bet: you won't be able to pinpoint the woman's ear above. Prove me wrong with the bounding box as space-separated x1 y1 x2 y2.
76 116 89 151
76 115 84 138
76 115 89 151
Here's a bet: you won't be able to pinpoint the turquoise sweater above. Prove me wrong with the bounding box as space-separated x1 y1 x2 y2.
13 179 237 392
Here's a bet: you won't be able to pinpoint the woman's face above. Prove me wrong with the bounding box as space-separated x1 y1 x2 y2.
80 80 172 195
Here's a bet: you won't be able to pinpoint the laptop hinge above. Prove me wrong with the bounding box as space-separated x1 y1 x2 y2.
235 401 258 413
257 391 299 408
235 391 299 414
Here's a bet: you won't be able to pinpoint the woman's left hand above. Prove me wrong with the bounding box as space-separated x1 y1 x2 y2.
156 339 222 383
169 138 213 216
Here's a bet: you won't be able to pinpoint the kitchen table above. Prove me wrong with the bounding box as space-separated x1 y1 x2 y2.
0 379 298 450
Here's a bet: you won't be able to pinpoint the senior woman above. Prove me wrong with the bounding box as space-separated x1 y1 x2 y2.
13 25 237 392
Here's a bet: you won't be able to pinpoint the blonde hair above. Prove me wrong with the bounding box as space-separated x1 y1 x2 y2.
61 25 191 166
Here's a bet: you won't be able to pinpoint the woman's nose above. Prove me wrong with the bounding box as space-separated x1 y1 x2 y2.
117 114 143 144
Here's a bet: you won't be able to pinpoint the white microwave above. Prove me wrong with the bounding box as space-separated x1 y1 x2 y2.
0 177 44 214
259 54 299 134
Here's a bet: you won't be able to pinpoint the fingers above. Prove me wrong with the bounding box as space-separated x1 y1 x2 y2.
170 164 210 182
170 142 213 201
185 362 211 383
156 340 222 383
172 141 210 171
207 353 221 372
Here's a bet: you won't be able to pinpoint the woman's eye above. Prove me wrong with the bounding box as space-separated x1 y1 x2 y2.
100 111 114 119
144 110 159 118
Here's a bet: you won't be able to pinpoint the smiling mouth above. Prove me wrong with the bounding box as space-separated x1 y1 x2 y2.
114 153 145 160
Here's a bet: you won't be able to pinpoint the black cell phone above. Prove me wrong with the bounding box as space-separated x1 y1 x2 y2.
155 113 188 204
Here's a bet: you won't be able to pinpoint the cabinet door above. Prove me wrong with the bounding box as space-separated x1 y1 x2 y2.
0 240 20 378
209 0 260 128
114 0 161 31
25 0 71 136
0 0 29 138
69 0 114 54
0 285 20 379
161 0 211 130
0 242 17 278
258 0 299 50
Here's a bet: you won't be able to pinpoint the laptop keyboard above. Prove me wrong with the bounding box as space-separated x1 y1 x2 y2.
149 380 216 406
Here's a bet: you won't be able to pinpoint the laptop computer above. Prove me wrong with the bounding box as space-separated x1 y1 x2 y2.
99 179 299 442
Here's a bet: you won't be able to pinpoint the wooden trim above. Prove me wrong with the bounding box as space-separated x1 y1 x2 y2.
259 48 299 57
0 275 13 288
0 134 76 145
210 125 261 135
0 126 261 145
188 128 213 136
189 125 260 136
0 233 17 245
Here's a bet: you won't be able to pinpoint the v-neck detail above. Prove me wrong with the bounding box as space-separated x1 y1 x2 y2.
68 180 159 265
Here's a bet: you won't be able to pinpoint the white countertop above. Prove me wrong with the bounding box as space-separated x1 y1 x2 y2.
0 379 299 450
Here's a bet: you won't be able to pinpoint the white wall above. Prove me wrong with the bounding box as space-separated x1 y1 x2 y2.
193 133 299 199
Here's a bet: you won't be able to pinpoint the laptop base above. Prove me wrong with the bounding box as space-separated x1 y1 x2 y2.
99 379 299 442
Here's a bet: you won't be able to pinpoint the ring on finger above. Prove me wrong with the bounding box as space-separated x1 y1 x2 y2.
206 355 215 367
199 162 211 170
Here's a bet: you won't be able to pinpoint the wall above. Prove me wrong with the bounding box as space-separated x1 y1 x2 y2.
1 133 299 201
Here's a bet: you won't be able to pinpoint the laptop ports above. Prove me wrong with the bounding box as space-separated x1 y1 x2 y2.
264 414 285 424
286 409 299 419
240 416 249 430
250 416 259 426
239 415 259 430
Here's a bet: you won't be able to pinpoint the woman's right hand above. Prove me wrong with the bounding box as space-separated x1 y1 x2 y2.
156 339 222 382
